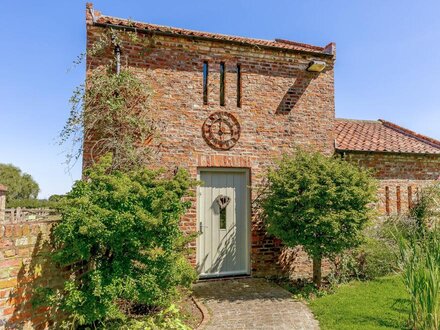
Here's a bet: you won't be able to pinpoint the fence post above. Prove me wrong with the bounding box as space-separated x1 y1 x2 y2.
0 184 7 221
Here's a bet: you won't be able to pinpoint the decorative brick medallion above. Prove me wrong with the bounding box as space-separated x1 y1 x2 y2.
202 111 241 150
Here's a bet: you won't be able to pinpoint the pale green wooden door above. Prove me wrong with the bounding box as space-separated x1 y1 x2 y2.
197 170 249 278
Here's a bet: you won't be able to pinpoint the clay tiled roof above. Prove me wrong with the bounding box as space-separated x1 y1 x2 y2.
88 4 335 56
335 119 440 154
0 184 7 191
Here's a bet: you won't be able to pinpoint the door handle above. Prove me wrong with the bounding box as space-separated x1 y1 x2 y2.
199 222 208 234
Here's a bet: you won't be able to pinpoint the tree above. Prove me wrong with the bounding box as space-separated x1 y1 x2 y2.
0 163 40 202
261 150 377 287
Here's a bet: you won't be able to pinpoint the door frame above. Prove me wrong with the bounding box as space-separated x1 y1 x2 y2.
196 167 251 278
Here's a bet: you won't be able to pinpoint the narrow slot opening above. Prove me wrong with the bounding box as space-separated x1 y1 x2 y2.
237 64 241 107
220 62 225 106
203 61 208 105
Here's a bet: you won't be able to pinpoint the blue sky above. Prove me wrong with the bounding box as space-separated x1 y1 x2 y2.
1 1 439 198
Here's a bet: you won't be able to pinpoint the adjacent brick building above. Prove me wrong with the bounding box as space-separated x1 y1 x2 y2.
85 4 440 278
335 119 440 215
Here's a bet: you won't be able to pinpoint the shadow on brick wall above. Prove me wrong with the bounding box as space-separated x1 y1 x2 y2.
5 231 64 329
276 72 317 114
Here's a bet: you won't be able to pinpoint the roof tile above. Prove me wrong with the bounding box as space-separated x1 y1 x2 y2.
335 119 440 154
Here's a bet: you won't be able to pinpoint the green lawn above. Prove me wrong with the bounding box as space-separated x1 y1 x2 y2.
309 276 410 330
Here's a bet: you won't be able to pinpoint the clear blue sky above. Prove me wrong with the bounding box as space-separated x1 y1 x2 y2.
1 1 439 198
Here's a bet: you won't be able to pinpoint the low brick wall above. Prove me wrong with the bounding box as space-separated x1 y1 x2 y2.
0 209 62 330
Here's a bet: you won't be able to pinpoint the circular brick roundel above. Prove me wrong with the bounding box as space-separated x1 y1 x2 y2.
202 111 241 150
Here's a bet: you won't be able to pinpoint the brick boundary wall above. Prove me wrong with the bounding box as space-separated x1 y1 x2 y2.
0 208 62 330
341 152 440 215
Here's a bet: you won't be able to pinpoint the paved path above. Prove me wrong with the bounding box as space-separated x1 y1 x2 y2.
193 278 319 330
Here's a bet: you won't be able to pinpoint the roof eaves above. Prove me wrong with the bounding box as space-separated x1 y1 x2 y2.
335 148 440 156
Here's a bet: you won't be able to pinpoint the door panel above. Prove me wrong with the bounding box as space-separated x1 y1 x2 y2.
197 170 249 277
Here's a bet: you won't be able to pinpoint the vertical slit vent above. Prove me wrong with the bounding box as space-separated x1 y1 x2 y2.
237 64 241 107
220 62 225 106
203 61 209 105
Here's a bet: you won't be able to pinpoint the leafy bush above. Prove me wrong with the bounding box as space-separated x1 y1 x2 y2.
44 155 197 328
261 150 377 286
329 216 417 284
357 233 397 279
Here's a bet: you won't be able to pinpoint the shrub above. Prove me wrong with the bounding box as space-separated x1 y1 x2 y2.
261 150 377 286
44 155 197 328
329 216 419 284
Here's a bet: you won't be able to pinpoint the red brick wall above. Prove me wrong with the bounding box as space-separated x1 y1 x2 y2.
341 152 440 215
85 13 336 277
0 210 63 329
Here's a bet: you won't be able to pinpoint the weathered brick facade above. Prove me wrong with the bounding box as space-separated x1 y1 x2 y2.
85 5 336 277
340 152 440 215
0 209 63 329
84 4 440 280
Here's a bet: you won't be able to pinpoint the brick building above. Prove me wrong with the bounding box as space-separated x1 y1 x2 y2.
85 4 440 278
335 119 440 215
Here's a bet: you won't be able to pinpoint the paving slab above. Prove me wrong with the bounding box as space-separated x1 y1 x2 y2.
193 278 319 330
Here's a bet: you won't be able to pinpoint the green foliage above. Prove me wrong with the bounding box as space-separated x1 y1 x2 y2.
261 150 377 285
105 304 191 330
329 219 401 284
45 155 197 328
396 184 440 330
6 198 58 209
309 276 409 330
357 233 397 280
0 163 40 203
397 231 440 330
409 184 440 228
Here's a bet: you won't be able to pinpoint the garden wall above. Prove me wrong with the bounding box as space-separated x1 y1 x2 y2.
0 207 61 330
341 152 440 215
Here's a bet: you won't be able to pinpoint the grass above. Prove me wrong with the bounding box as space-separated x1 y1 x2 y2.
309 275 410 330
